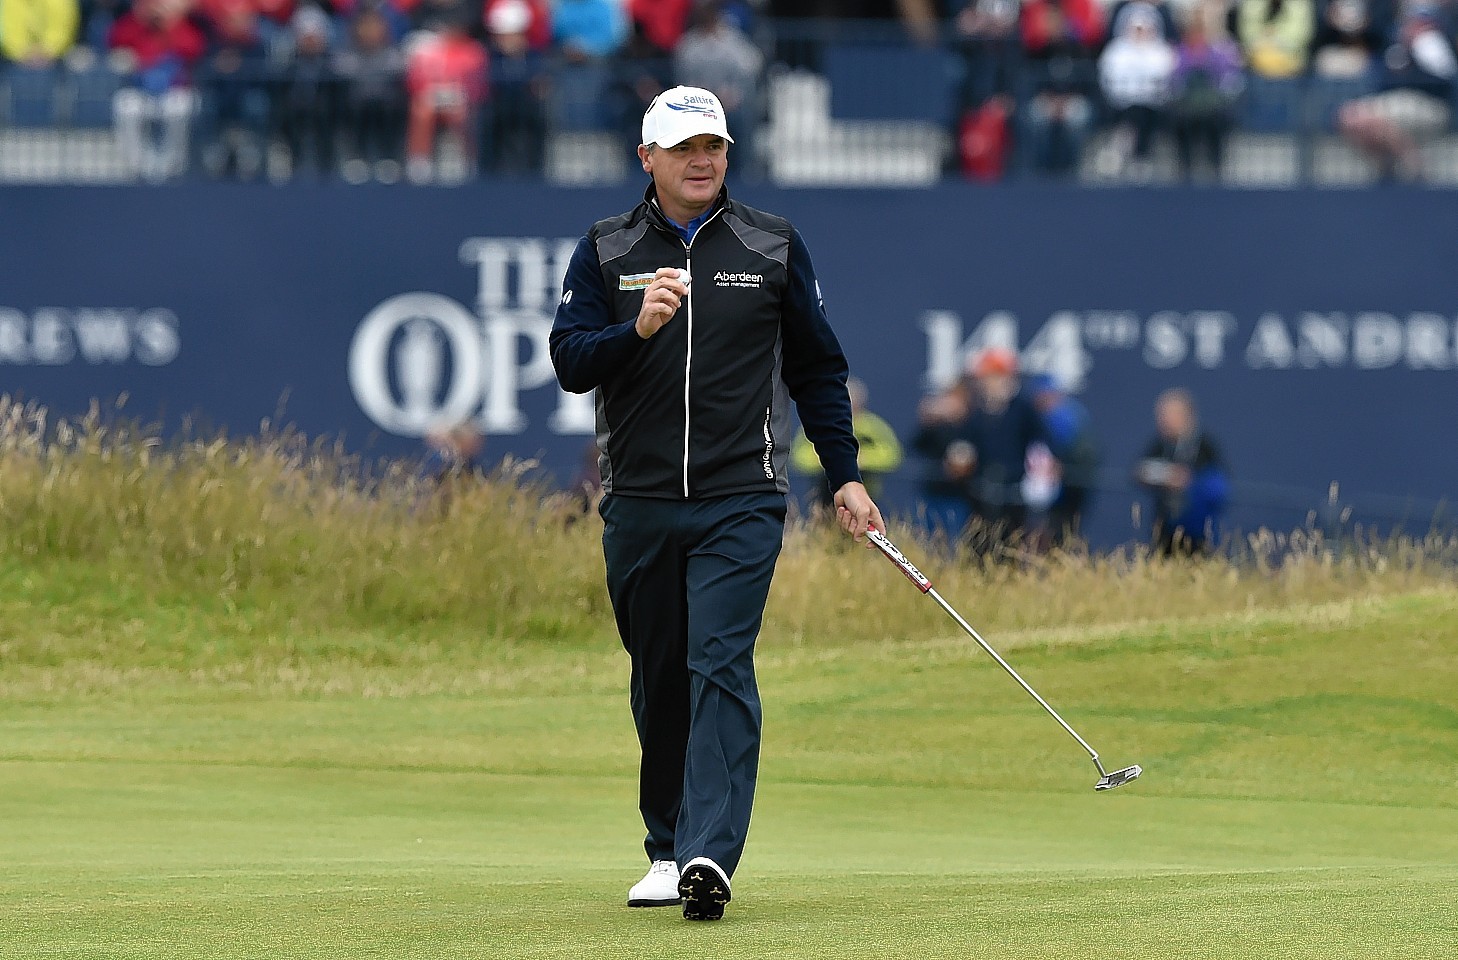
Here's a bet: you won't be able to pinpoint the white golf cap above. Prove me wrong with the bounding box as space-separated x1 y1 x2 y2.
641 86 735 149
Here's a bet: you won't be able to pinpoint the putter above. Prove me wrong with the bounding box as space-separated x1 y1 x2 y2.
864 525 1143 792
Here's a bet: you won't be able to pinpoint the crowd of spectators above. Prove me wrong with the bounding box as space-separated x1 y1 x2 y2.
0 0 763 181
955 0 1458 181
1 0 1456 182
907 349 1229 557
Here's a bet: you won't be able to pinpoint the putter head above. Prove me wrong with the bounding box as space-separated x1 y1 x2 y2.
1094 764 1143 792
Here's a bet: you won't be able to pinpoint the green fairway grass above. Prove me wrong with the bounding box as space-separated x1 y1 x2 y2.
4 565 1456 958
2 420 1454 957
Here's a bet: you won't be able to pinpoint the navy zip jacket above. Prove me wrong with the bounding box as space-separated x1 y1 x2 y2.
550 185 861 500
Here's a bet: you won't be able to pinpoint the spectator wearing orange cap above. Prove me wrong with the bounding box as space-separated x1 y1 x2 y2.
946 346 1051 555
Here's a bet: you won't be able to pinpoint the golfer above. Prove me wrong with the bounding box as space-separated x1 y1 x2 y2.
550 85 883 922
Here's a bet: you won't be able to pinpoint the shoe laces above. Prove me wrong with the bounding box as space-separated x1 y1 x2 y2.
650 860 677 876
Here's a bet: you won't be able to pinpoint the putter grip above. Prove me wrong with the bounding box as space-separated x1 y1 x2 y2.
866 526 933 594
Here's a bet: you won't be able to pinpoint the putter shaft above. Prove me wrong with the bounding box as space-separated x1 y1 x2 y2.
923 585 1102 765
865 526 1142 791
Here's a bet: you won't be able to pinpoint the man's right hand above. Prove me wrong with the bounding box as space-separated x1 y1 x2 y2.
635 268 689 339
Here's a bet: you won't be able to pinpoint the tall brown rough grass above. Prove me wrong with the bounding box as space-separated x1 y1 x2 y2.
2 397 1453 654
0 399 610 642
771 520 1456 648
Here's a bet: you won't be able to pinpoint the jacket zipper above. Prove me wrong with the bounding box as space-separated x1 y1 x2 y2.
680 207 724 499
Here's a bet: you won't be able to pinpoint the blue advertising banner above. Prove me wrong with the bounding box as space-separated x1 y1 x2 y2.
3 183 1454 547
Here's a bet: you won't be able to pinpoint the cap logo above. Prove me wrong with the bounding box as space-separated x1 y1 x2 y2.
664 96 720 120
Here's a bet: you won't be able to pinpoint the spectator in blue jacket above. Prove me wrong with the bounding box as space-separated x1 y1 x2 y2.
554 0 627 60
1029 373 1100 546
1135 387 1230 556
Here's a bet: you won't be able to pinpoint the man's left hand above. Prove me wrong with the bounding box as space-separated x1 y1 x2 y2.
834 481 885 544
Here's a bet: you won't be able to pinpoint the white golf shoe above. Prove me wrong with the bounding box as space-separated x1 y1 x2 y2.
677 857 731 921
627 860 681 907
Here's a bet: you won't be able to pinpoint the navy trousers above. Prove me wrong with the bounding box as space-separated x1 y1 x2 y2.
599 491 786 878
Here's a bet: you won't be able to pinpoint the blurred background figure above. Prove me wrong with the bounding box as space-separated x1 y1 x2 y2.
408 0 462 33
1170 0 1244 182
554 0 627 61
1135 387 1231 555
1105 0 1177 43
1098 2 1176 182
278 5 341 180
80 0 128 51
1338 0 1457 183
108 0 205 181
1020 0 1104 178
0 0 79 64
335 6 407 184
253 0 295 34
792 375 903 512
673 1 763 178
912 357 978 541
480 0 548 176
405 8 487 183
951 347 1050 556
627 0 691 57
197 0 269 180
1029 373 1100 547
421 421 487 486
553 0 629 143
953 0 1022 112
1237 0 1316 79
605 1 674 156
1310 0 1383 81
952 0 1020 182
482 0 552 51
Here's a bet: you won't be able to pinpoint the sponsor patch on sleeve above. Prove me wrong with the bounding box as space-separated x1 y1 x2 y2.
618 273 656 291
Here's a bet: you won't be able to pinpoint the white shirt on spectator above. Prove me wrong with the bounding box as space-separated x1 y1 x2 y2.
1100 12 1177 109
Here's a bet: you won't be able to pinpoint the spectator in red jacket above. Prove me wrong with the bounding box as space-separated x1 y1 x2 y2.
108 0 206 181
108 0 206 81
406 11 488 182
1021 0 1103 54
254 0 297 28
629 0 692 54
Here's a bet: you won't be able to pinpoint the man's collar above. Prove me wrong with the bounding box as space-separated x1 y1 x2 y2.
643 183 729 228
